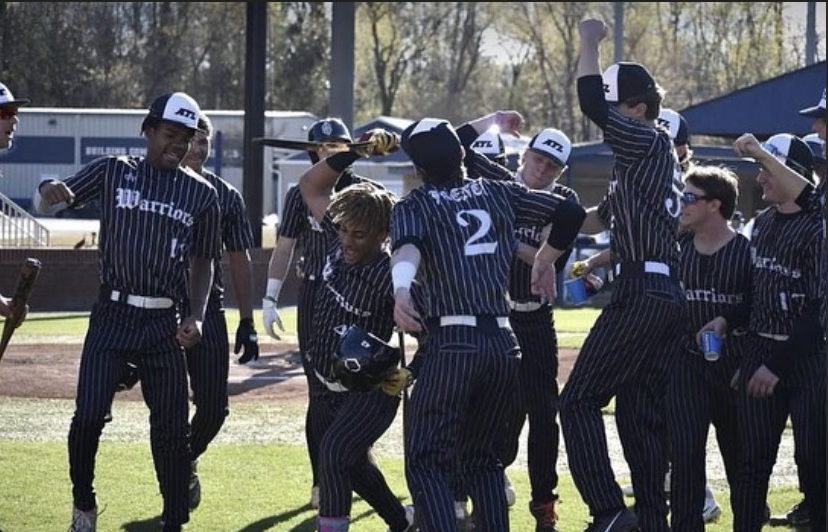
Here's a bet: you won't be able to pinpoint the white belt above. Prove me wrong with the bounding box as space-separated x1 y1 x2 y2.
110 290 174 310
314 370 348 392
613 261 671 277
508 301 544 312
439 315 510 328
757 332 789 342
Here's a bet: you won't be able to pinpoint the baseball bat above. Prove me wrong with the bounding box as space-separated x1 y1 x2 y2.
253 137 374 153
0 258 42 362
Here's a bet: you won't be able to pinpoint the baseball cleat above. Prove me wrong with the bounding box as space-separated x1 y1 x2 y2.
69 505 98 532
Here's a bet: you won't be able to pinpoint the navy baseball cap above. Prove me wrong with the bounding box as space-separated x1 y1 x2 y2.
147 92 203 132
602 62 656 104
657 108 690 146
527 128 572 167
798 88 826 119
401 118 464 178
762 133 815 180
0 82 30 107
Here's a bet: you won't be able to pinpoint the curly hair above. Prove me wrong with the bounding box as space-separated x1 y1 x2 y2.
329 182 397 234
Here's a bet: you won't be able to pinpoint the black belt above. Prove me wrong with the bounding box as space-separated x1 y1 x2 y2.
609 261 672 281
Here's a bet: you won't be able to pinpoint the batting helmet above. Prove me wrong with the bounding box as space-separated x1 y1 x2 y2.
333 325 401 392
307 117 352 163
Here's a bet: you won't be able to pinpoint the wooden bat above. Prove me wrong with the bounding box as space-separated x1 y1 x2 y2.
0 258 42 362
253 137 374 153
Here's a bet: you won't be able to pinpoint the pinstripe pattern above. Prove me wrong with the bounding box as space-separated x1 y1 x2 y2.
64 152 220 527
391 178 577 317
501 182 579 509
561 100 685 532
732 206 826 531
601 107 683 269
186 169 255 462
667 232 752 531
277 170 380 492
309 229 411 529
390 175 583 531
66 156 222 298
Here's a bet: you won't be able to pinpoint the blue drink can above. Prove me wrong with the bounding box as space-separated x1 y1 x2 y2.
702 331 722 362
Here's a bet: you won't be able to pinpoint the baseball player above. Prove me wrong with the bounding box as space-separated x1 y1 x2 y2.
296 128 417 532
389 116 586 532
459 117 580 532
262 117 381 509
0 81 31 319
666 165 752 531
35 92 221 532
711 133 825 532
558 19 688 532
179 113 259 511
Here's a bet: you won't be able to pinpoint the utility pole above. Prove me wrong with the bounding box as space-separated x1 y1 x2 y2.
805 2 816 65
613 2 624 63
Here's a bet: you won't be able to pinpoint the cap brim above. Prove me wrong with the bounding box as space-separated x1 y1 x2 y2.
799 106 825 118
529 147 565 167
158 117 204 133
0 98 30 107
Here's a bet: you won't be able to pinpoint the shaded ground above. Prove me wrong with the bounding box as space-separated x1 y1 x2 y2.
0 343 580 401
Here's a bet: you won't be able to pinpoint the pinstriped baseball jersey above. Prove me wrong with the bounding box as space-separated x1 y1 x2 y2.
510 182 580 302
64 155 221 300
602 107 683 268
390 178 581 318
308 244 394 383
279 168 380 280
679 231 752 358
199 169 255 306
747 207 823 336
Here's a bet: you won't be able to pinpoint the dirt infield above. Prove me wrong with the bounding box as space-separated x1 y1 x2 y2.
0 343 580 402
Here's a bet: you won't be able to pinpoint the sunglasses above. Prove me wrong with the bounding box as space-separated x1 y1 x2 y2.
681 191 712 205
0 107 19 120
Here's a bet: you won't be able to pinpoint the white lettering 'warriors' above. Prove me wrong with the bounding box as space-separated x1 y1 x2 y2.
115 187 195 226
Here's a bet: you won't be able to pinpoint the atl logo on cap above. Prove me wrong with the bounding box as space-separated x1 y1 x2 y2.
175 107 197 121
472 140 495 149
541 138 564 153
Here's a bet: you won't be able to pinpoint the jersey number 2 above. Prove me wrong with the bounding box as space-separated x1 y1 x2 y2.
457 209 497 256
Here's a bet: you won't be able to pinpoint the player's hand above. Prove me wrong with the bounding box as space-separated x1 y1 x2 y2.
262 297 284 340
381 368 413 396
696 316 728 349
570 260 593 278
176 317 203 349
746 365 779 398
393 289 423 333
357 128 400 157
733 133 763 159
579 18 608 43
235 317 260 364
530 260 558 302
494 110 525 137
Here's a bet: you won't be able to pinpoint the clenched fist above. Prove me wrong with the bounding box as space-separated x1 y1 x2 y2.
355 128 400 157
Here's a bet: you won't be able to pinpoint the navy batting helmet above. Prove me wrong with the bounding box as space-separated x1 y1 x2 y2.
333 325 400 392
307 117 352 163
308 117 352 143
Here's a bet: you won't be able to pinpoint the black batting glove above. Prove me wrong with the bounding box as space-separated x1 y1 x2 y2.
235 317 260 364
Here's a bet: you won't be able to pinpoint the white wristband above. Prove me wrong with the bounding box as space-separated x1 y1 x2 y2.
265 278 283 300
392 261 416 292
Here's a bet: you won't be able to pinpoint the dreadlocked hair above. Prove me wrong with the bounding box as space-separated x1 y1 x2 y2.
329 182 397 234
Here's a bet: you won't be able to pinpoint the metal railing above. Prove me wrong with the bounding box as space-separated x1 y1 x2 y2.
0 191 50 247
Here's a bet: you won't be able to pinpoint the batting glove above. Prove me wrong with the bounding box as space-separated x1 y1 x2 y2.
380 367 413 397
235 318 260 364
356 128 401 157
116 359 140 392
262 297 284 340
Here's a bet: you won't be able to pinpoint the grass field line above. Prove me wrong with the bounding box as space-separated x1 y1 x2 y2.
0 395 798 494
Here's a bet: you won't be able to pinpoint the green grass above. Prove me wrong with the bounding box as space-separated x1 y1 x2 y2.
1 308 801 531
0 398 801 532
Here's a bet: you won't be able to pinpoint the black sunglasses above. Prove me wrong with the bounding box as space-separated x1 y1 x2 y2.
681 191 712 205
